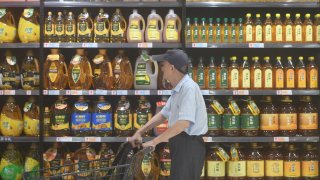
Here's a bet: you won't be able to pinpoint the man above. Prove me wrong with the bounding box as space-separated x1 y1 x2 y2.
129 49 208 179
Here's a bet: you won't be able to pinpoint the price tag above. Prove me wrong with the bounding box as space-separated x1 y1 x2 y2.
201 90 209 95
95 90 108 95
157 90 163 95
4 90 15 95
135 90 150 95
111 90 117 95
71 90 83 95
85 137 101 142
202 137 212 142
66 90 71 95
137 43 153 48
161 90 172 95
274 137 289 142
48 90 60 95
276 90 292 95
233 90 249 95
44 43 60 48
88 90 94 95
209 90 216 95
249 43 264 48
0 90 3 95
117 90 128 95
82 43 98 48
26 90 32 95
0 137 12 142
192 43 208 48
56 137 73 142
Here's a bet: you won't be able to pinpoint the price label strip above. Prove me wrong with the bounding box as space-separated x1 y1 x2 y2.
135 90 150 95
85 137 101 142
274 137 289 142
56 137 73 142
249 43 264 48
44 43 60 48
4 90 15 95
192 43 208 48
82 43 98 48
276 90 293 95
137 43 153 48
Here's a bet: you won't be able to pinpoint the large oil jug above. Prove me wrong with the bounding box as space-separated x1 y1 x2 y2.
0 9 17 43
18 8 40 43
127 9 145 43
145 9 163 43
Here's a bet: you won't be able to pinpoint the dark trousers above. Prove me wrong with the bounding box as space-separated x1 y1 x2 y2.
168 132 206 180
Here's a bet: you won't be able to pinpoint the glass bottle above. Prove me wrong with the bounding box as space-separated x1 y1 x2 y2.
247 143 264 180
240 56 250 89
285 56 295 89
187 57 195 81
251 56 262 89
44 11 55 42
263 56 273 89
227 143 246 180
301 144 319 180
196 57 205 89
206 56 217 89
185 17 192 43
112 50 133 90
241 96 260 137
200 17 208 43
306 56 318 89
274 14 283 42
43 143 64 177
23 96 39 136
205 97 224 136
207 143 227 180
0 96 23 136
284 13 293 42
24 143 40 178
279 96 297 136
55 12 65 42
298 96 318 136
265 143 284 180
314 14 320 42
163 9 181 43
43 107 51 136
0 50 20 90
94 8 110 43
71 96 91 137
296 56 306 89
77 8 93 42
192 17 199 43
92 49 114 90
114 96 133 136
303 14 313 42
260 96 279 137
65 12 76 43
134 96 152 137
254 14 263 42
274 56 284 89
294 14 303 42
74 143 96 178
284 144 301 180
230 18 237 43
245 13 253 42
215 18 221 43
208 18 214 43
21 50 40 90
92 96 112 137
263 13 273 42
229 56 239 89
223 18 230 43
222 97 240 137
159 145 171 180
51 96 70 136
237 18 244 43
218 57 228 89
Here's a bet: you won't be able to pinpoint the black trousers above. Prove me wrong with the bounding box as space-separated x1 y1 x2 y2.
168 132 206 180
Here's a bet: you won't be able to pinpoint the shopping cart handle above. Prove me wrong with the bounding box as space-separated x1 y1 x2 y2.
140 146 154 154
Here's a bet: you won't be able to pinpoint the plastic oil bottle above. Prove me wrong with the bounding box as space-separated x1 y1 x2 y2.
127 9 145 43
229 56 239 89
43 107 51 136
294 14 303 43
65 12 76 42
237 18 244 43
206 56 217 89
208 18 214 43
254 14 263 42
263 56 273 89
274 56 284 89
55 12 65 42
223 18 230 43
163 9 181 43
230 18 237 43
94 8 110 43
134 151 160 180
187 57 195 81
21 50 40 90
23 96 39 136
306 56 318 89
196 57 205 89
296 56 306 89
110 9 127 43
218 57 228 89
314 14 320 42
44 11 55 42
134 96 152 137
227 143 246 180
114 96 133 136
303 14 313 42
92 49 114 90
279 96 297 136
185 17 192 43
301 144 319 180
246 143 264 180
112 50 133 90
245 13 253 43
24 143 40 178
206 143 229 180
251 57 262 89
215 18 221 43
0 8 17 43
51 96 70 136
0 50 20 90
284 13 293 42
206 97 224 136
285 56 295 89
240 56 250 89
159 145 171 179
0 97 23 136
240 96 260 137
153 96 169 136
0 143 24 180
62 153 74 180
97 143 115 177
44 49 68 90
92 96 112 137
145 9 163 43
192 18 199 43
260 96 279 137
284 144 301 180
77 8 93 42
274 14 283 42
43 143 64 177
222 97 241 137
298 96 318 136
74 143 96 178
265 143 284 180
200 17 208 43
263 13 273 42
71 96 91 137
18 8 40 43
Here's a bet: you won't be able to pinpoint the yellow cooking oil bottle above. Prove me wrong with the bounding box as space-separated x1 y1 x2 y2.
227 143 246 180
223 18 230 43
134 96 152 137
0 50 20 90
200 18 208 43
244 13 253 43
44 11 55 42
92 49 114 90
274 13 283 42
77 8 93 42
112 50 133 90
251 57 262 89
92 96 113 137
294 14 303 43
114 96 133 137
263 13 273 42
265 143 284 180
21 50 40 90
23 96 39 137
303 14 313 42
163 9 181 43
0 143 24 180
94 8 110 43
71 96 91 137
284 144 301 180
253 14 263 42
24 143 40 179
285 56 295 89
206 56 217 89
146 9 163 43
296 56 306 89
0 97 23 136
55 12 65 42
218 57 228 89
192 17 199 43
110 9 127 43
240 56 250 89
260 96 279 137
274 56 284 89
301 144 319 179
229 56 239 89
196 57 205 89
307 56 318 89
127 9 145 43
263 56 273 89
314 14 320 42
18 8 40 43
206 143 229 180
246 143 264 180
0 8 17 43
65 11 76 42
51 96 70 137
284 13 293 42
134 151 160 180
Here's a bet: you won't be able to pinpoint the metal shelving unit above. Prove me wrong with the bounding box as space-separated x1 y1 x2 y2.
186 1 320 8
44 1 182 7
186 43 320 49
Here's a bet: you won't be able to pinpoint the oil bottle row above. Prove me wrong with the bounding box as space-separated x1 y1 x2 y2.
205 95 318 137
186 13 320 43
44 8 181 43
0 8 40 43
188 55 318 89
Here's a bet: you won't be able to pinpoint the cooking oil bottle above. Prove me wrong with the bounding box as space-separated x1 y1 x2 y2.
303 14 313 42
44 49 68 90
192 18 199 43
229 56 239 89
0 143 24 180
279 96 297 136
187 57 195 81
43 107 50 136
92 49 114 90
134 96 152 137
18 8 40 43
285 56 295 89
153 96 169 136
237 18 244 43
145 9 163 43
134 152 160 180
114 96 133 136
241 96 260 137
23 96 39 136
65 12 76 42
263 56 273 89
200 18 208 43
284 144 301 180
185 18 192 43
222 97 240 136
284 13 293 42
77 8 93 42
127 9 145 43
92 96 112 137
245 13 253 43
254 14 263 42
230 18 237 43
274 14 283 42
71 96 91 137
208 18 214 43
215 18 221 43
0 97 23 136
62 153 74 180
110 9 127 43
159 145 171 179
0 50 20 90
265 143 284 180
227 143 246 180
94 8 110 43
294 14 303 42
55 12 65 42
298 96 318 136
263 13 273 42
0 8 17 43
206 56 217 89
314 14 320 42
307 56 318 89
301 144 319 179
21 50 39 90
206 97 224 136
196 57 205 89
112 50 133 90
68 49 93 90
206 143 229 180
274 56 284 89
74 143 96 178
240 56 250 89
251 57 262 89
260 96 279 136
247 143 264 180
43 143 64 177
51 96 70 136
163 9 181 43
218 57 228 89
24 143 40 178
97 143 115 177
296 56 306 89
223 18 230 43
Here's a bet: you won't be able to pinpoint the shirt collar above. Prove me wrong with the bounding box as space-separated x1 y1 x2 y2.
172 75 190 93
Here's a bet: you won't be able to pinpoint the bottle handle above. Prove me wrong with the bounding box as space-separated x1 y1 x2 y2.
153 60 158 76
141 17 146 32
9 12 16 26
177 17 182 32
122 17 127 30
89 18 94 32
159 17 164 31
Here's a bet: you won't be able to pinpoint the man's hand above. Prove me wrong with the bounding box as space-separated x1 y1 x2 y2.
128 132 142 148
142 140 157 151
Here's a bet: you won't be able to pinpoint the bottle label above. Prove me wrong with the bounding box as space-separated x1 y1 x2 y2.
166 20 178 41
248 101 260 115
211 100 224 115
135 63 150 85
141 154 152 177
254 69 262 88
276 25 282 41
0 114 23 136
222 114 240 130
197 69 205 87
66 24 75 36
24 9 34 18
45 22 54 35
302 161 319 177
242 69 250 88
129 20 142 41
22 71 39 88
265 69 273 88
255 25 262 42
246 25 253 42
71 112 91 131
306 25 313 42
55 24 64 36
51 114 69 130
260 114 279 130
25 157 40 172
240 115 259 130
188 68 194 80
24 115 39 136
208 114 222 130
276 69 284 88
0 159 24 179
284 161 301 177
295 25 302 41
47 159 62 175
309 69 318 88
78 22 91 36
286 25 293 41
185 25 191 42
95 22 108 38
111 22 124 37
72 65 81 84
230 69 239 88
49 63 58 83
220 68 228 88
0 9 6 18
147 20 160 41
238 25 243 42
134 112 151 129
216 25 221 42
207 161 225 177
228 161 246 177
231 25 236 42
266 160 284 177
298 69 306 88
316 25 320 42
223 25 229 42
286 69 295 88
92 112 112 131
265 25 272 41
279 113 297 130
160 158 171 176
114 111 132 130
299 113 318 130
201 25 206 42
229 101 241 115
208 68 216 88
247 160 264 177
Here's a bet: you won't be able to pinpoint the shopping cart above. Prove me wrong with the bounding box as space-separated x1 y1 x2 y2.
23 142 153 180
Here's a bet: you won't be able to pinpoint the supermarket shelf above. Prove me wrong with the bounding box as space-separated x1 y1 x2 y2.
186 1 320 8
43 89 319 96
0 90 40 96
204 136 320 142
43 42 182 49
0 43 40 49
44 137 153 143
0 1 40 7
0 136 39 142
44 1 182 7
186 43 320 48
